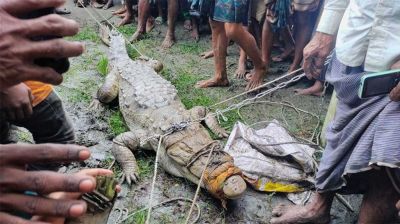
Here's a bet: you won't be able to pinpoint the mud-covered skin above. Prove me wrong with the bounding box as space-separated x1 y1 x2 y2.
96 32 246 202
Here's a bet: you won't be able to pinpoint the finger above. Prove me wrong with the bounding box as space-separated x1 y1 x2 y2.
21 39 84 59
302 58 312 78
390 84 400 101
14 64 63 86
0 0 66 16
0 212 49 224
0 193 87 217
0 144 90 165
21 14 79 37
0 168 96 194
76 168 113 177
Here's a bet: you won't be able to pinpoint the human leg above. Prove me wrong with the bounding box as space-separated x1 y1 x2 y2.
235 47 247 79
272 26 294 62
357 169 399 223
196 20 229 88
294 80 324 96
290 11 315 73
270 192 334 224
117 0 134 26
130 0 150 41
161 0 178 48
225 23 265 90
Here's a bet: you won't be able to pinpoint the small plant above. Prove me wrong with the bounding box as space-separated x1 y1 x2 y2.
108 110 129 136
137 158 153 178
122 209 147 224
97 56 109 77
69 27 100 43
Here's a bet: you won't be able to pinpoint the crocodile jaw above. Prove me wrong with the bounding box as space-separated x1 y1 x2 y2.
223 175 247 199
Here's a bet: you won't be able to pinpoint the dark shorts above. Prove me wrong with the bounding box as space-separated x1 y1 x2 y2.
0 91 74 170
213 0 250 25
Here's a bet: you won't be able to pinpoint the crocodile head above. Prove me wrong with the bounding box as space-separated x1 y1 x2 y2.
223 175 247 199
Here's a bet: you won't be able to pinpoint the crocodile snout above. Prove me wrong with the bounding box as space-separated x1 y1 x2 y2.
223 175 247 199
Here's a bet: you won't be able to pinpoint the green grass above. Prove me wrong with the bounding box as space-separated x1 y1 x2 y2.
65 89 92 103
108 110 129 136
137 157 153 178
122 209 147 224
117 25 136 36
69 27 100 43
97 55 109 76
173 42 206 55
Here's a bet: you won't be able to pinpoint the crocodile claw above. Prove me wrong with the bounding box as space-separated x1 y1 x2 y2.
121 171 139 185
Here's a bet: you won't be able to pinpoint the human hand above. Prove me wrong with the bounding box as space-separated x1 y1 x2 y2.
303 32 335 79
0 144 96 224
32 169 121 224
0 83 33 121
389 60 400 101
0 0 84 89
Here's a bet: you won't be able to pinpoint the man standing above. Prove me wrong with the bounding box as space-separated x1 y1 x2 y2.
271 1 400 223
196 0 266 91
124 0 178 48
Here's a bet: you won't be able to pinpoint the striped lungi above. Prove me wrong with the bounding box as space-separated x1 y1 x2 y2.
316 53 400 193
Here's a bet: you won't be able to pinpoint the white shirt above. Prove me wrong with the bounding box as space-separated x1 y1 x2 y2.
317 0 400 72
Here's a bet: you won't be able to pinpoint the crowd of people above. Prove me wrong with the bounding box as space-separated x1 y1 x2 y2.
1 0 400 223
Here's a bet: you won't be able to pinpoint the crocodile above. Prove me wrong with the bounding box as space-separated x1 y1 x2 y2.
93 29 247 205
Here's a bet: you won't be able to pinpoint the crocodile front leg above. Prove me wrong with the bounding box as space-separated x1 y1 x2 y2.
112 129 150 185
189 106 229 138
97 66 119 104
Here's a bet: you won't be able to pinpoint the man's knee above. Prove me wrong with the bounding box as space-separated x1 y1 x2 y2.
224 23 242 39
210 20 225 33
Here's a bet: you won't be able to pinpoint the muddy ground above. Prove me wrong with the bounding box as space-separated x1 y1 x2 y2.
17 1 362 223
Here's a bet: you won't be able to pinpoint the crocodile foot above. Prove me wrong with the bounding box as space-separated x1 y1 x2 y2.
121 169 139 185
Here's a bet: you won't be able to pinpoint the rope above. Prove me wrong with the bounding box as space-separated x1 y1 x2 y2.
145 134 164 224
80 3 145 56
209 68 303 108
184 144 216 224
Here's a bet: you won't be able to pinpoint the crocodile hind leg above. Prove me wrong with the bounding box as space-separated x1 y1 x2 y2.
112 129 151 185
189 106 229 138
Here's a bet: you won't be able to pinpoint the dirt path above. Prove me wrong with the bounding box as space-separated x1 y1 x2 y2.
28 1 363 223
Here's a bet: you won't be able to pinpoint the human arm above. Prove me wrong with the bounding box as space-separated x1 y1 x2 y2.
389 60 400 101
0 144 97 224
0 83 33 121
302 0 350 79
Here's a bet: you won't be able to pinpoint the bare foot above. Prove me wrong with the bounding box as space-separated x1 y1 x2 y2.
191 29 199 42
117 14 132 27
161 35 175 48
235 64 248 79
272 47 294 62
270 203 330 224
195 77 229 88
130 30 145 42
146 17 155 33
184 19 192 31
103 0 113 9
294 81 324 96
112 6 126 15
245 67 266 91
200 50 214 59
91 1 104 8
